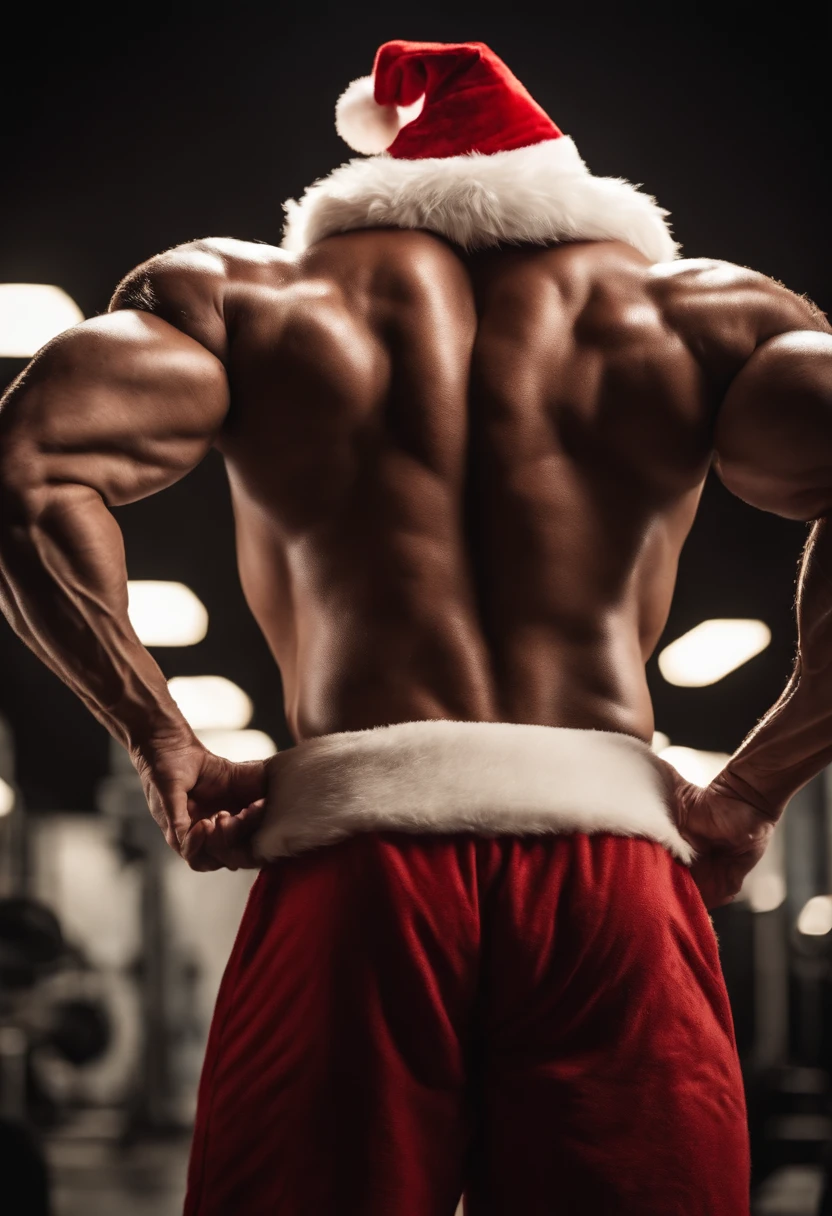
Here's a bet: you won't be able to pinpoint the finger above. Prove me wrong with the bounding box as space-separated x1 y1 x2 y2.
189 854 223 872
185 814 240 871
696 869 740 911
181 817 214 863
145 790 184 856
182 800 265 871
183 821 225 872
235 800 267 830
160 787 194 852
212 812 240 870
210 811 253 870
186 759 269 821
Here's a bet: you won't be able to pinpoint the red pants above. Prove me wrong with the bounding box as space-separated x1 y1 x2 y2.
185 832 750 1215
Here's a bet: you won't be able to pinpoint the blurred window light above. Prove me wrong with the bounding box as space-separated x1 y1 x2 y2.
0 777 14 817
797 895 832 937
651 731 670 753
658 619 771 688
747 873 787 913
657 746 729 787
167 676 253 731
195 729 277 763
127 581 208 647
0 284 84 357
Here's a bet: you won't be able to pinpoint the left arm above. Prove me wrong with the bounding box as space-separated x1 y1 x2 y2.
666 328 832 908
0 311 263 866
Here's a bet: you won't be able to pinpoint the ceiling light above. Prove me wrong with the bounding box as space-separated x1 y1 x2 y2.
0 777 14 817
167 676 253 731
797 896 832 937
747 873 786 913
127 581 208 647
0 284 84 358
657 746 729 786
658 619 771 687
195 729 277 763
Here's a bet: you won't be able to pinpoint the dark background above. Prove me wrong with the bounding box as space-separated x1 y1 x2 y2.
1 0 829 809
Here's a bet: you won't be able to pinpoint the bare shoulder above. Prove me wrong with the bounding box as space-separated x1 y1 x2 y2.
647 256 829 380
109 237 295 360
660 258 832 519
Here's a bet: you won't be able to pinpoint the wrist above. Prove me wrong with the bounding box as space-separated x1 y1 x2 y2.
716 764 786 823
127 716 199 768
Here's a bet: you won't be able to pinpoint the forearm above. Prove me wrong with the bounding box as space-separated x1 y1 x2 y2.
724 515 832 817
0 482 194 757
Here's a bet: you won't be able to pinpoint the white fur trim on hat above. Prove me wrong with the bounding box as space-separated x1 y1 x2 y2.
282 136 679 262
252 719 695 865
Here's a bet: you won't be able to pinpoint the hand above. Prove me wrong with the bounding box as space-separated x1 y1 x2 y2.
133 739 268 871
657 758 778 910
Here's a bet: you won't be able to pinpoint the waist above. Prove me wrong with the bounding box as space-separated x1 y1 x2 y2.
253 719 694 865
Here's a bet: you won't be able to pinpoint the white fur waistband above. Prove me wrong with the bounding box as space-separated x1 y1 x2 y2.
252 720 695 866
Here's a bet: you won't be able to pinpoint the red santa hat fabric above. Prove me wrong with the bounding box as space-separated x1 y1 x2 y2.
336 40 562 160
285 40 678 263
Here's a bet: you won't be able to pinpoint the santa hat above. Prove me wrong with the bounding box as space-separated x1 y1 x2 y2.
282 40 678 262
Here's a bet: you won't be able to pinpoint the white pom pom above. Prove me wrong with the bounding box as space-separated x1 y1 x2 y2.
335 76 401 155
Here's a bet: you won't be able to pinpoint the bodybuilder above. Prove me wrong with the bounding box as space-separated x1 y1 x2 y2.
1 38 831 1216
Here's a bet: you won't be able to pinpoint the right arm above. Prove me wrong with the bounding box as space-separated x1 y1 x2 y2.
0 243 267 869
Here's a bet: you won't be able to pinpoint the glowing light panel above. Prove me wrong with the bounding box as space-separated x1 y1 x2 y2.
167 676 253 731
657 746 729 787
127 581 208 647
196 729 277 763
747 873 786 914
658 619 771 688
797 895 832 937
0 777 14 817
0 284 84 357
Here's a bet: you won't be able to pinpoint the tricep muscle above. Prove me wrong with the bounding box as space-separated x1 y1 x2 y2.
0 311 229 509
714 331 832 521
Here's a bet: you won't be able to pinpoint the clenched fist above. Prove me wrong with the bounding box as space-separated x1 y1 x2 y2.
658 757 778 910
133 738 268 871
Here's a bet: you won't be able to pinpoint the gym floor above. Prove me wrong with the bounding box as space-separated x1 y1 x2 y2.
47 1122 188 1216
43 1121 826 1216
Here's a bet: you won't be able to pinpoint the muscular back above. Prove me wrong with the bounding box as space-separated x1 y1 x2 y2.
208 233 717 741
5 231 829 746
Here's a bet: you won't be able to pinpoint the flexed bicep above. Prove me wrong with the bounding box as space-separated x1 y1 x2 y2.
0 309 229 508
713 330 832 521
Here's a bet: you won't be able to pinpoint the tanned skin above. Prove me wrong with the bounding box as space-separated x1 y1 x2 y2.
0 231 830 907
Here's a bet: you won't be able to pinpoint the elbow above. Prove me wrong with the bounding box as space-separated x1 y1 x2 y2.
0 437 48 526
714 455 832 522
